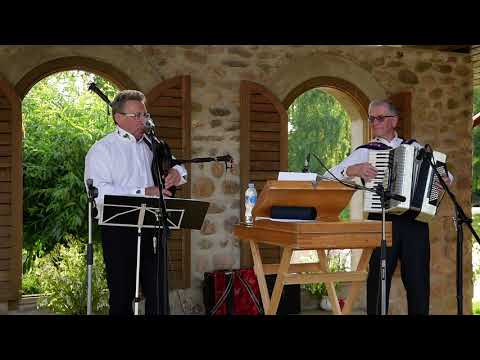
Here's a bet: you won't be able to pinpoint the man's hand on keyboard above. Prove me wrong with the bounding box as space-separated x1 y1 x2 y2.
346 163 378 182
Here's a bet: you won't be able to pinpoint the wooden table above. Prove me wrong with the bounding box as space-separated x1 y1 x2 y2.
234 219 392 315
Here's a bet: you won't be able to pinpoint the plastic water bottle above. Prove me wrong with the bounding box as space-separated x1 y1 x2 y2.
244 183 257 226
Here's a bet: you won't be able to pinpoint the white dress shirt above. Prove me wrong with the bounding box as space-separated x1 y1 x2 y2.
324 132 453 182
84 126 187 218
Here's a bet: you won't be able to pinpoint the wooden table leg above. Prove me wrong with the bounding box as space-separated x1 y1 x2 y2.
317 250 342 315
249 240 271 313
267 247 293 315
342 248 373 315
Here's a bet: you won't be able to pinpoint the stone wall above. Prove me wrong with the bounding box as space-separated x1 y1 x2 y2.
0 45 472 314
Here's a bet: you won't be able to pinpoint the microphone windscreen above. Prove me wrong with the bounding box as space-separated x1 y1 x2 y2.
144 119 155 133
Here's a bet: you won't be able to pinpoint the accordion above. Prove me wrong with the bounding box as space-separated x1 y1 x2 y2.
363 144 447 222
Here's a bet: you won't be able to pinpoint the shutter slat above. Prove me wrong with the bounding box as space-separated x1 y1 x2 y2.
0 97 9 109
0 110 11 122
250 122 280 132
250 132 281 142
0 135 11 145
0 168 10 182
250 161 280 171
149 106 182 117
250 141 280 151
250 103 277 112
250 151 280 161
250 112 280 123
249 171 279 180
0 122 10 133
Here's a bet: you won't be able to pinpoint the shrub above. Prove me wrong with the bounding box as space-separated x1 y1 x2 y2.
34 235 109 315
473 300 480 315
303 249 350 298
21 270 43 295
22 71 116 273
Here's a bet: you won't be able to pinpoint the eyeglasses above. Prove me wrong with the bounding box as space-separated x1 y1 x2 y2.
117 112 151 119
368 115 396 123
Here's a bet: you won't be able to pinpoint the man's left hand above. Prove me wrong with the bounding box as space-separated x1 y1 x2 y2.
164 168 182 189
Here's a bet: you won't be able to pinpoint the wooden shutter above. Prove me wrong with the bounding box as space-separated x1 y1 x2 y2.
239 81 288 267
147 76 191 289
389 92 412 140
0 76 22 305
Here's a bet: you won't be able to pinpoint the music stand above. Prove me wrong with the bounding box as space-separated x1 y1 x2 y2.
99 194 209 315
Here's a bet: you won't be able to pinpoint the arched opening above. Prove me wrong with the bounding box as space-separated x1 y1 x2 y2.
283 76 371 222
20 69 119 313
12 58 138 312
283 76 371 311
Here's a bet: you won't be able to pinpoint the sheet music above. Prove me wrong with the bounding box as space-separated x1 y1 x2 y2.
278 172 318 181
125 193 207 203
255 216 317 223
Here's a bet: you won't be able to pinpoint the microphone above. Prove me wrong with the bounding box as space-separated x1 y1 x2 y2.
86 178 98 218
416 148 426 160
214 155 233 163
302 153 311 173
144 117 155 134
416 144 432 161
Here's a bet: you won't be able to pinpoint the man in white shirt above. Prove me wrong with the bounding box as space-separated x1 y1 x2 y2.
84 90 187 315
325 99 452 315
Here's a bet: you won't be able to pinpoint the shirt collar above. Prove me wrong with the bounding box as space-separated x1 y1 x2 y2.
372 131 402 147
116 126 144 144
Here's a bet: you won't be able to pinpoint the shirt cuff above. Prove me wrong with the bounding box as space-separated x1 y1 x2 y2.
135 187 145 196
173 165 188 186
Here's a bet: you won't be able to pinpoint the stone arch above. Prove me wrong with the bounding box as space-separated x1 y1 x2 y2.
268 52 388 145
15 56 139 99
268 54 388 280
269 52 387 104
268 53 388 215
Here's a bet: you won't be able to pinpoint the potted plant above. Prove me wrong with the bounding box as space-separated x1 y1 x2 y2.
304 249 350 311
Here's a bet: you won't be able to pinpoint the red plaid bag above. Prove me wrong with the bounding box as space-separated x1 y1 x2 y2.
203 269 263 315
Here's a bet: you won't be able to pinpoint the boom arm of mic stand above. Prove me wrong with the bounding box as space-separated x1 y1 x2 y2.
173 155 234 170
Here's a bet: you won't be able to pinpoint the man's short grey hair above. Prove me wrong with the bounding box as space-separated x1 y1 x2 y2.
110 90 146 122
368 99 399 116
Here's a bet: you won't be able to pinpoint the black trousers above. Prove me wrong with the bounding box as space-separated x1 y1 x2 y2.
101 226 165 315
366 214 430 315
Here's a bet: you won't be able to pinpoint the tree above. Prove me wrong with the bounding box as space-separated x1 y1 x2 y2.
288 88 351 221
22 71 118 272
288 88 351 173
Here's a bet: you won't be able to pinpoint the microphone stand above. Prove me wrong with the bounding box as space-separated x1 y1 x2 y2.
147 130 171 315
420 145 480 315
312 153 405 315
86 179 98 315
